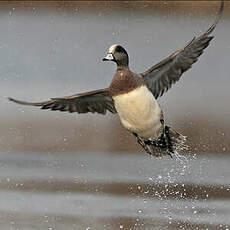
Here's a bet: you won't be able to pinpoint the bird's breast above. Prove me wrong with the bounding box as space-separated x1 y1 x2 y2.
113 85 163 139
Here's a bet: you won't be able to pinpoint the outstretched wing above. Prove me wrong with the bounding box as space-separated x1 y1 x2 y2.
8 88 117 115
141 0 224 99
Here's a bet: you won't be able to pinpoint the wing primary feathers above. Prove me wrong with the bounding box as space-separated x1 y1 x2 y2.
142 0 224 99
8 97 50 106
205 0 224 36
8 88 117 115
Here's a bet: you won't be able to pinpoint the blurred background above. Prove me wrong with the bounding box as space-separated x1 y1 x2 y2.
0 1 230 230
2 1 230 154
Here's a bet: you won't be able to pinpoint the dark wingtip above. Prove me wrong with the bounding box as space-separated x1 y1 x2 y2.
8 97 30 105
220 0 224 16
214 0 224 26
206 0 224 35
8 97 50 106
8 97 17 103
8 97 29 105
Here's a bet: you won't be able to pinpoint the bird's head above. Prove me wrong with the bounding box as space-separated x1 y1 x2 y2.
103 44 129 69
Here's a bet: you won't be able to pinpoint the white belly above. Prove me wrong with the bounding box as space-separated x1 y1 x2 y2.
113 85 163 139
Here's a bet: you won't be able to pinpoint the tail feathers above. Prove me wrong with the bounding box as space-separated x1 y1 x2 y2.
134 126 188 158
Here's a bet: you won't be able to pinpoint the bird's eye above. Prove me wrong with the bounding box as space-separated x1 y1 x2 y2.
116 46 124 53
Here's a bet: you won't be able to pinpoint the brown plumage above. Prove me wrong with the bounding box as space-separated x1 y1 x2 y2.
109 70 144 97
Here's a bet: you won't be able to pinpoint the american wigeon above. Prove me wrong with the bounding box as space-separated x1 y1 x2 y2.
9 1 224 157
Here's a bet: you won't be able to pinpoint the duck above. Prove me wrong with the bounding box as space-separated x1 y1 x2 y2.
9 1 224 157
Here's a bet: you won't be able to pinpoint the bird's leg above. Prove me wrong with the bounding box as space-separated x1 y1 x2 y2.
133 133 152 155
164 126 173 158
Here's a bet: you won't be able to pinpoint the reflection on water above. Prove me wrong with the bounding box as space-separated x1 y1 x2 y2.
0 151 229 230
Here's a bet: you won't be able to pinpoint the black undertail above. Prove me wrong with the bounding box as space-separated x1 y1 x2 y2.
133 126 187 157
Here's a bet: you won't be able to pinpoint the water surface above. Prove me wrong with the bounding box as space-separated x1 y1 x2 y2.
0 151 229 230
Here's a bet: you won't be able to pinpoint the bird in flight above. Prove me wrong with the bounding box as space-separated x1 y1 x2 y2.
9 1 224 157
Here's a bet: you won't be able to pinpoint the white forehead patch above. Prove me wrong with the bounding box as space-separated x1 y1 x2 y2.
104 53 114 60
109 44 118 54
